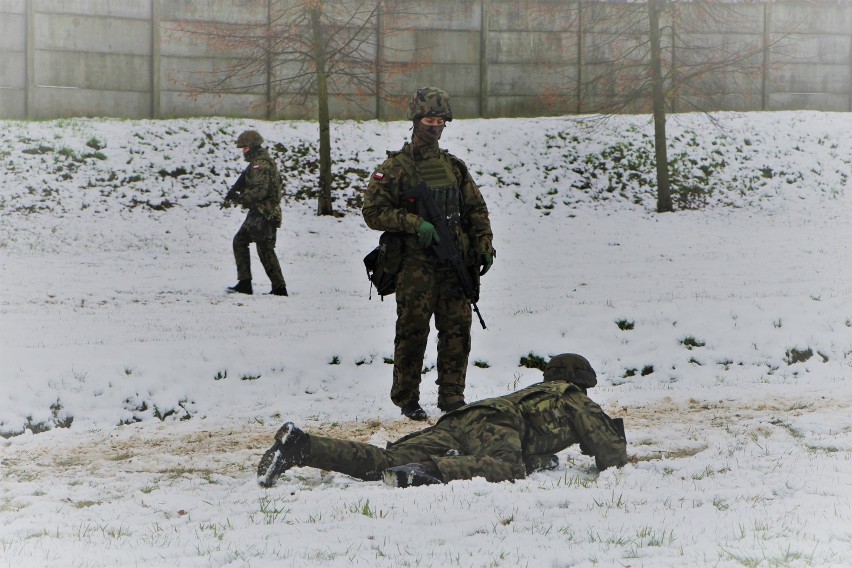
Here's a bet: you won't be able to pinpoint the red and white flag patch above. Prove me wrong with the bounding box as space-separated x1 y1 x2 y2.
373 171 384 180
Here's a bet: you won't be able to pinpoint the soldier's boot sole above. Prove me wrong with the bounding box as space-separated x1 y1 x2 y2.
256 422 308 487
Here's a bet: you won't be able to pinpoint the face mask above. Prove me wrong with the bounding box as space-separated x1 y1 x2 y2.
414 121 445 144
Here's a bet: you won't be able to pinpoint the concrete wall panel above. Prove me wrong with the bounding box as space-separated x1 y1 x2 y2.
31 86 150 119
0 13 26 50
36 13 150 55
677 3 764 34
489 63 575 96
0 53 25 88
0 89 26 118
161 56 265 95
489 0 580 32
35 0 150 20
160 0 265 25
490 32 578 64
35 51 151 91
384 29 480 64
159 91 264 119
772 3 852 35
386 1 480 32
769 92 850 112
0 0 26 13
771 64 850 94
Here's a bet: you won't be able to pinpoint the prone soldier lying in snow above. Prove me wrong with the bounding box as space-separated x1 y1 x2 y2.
257 354 628 488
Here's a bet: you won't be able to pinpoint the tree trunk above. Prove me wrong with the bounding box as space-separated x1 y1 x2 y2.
649 0 673 213
311 5 334 216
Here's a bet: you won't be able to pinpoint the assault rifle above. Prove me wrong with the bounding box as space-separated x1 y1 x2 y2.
409 181 487 329
221 169 247 209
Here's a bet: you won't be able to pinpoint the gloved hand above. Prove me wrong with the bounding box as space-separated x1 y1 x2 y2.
479 253 493 276
417 220 440 248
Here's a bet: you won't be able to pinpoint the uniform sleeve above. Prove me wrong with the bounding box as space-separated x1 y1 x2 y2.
567 393 628 471
455 160 495 256
237 161 274 208
362 158 423 234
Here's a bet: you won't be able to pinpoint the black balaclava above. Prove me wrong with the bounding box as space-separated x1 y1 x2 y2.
413 120 445 145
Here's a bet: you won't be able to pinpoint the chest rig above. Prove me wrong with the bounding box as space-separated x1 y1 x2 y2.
413 154 461 229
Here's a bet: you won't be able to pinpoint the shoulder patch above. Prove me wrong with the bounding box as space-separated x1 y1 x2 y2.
373 171 384 180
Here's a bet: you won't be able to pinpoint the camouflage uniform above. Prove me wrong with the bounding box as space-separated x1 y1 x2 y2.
362 95 494 412
231 146 287 290
300 380 626 483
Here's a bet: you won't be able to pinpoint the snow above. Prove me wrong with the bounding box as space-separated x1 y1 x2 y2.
1 111 850 567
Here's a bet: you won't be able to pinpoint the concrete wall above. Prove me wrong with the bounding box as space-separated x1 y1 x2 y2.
1 0 850 120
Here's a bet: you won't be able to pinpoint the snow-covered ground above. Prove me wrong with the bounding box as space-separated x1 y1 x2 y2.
1 112 850 567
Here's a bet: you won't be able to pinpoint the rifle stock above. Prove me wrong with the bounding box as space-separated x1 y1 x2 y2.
410 181 487 329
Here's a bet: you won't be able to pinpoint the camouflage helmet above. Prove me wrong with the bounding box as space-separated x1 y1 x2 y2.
235 130 264 148
543 353 597 388
407 87 453 122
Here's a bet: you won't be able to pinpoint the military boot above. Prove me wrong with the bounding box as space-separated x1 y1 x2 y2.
269 285 288 296
400 402 427 421
228 280 253 295
257 422 310 487
383 461 443 488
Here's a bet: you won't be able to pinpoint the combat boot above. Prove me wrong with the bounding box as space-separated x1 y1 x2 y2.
383 461 442 488
257 422 310 487
400 402 427 421
228 280 253 295
269 285 288 296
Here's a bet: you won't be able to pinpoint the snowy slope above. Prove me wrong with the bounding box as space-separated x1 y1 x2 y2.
1 112 850 567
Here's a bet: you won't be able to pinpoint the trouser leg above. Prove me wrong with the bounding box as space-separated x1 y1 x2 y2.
306 427 461 481
392 262 435 407
233 223 253 282
255 232 286 289
434 271 472 408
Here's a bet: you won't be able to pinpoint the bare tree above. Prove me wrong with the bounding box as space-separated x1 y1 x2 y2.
171 0 425 216
527 0 797 213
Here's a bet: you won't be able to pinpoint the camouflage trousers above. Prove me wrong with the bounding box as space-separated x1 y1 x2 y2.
392 258 472 410
304 404 527 483
233 214 286 289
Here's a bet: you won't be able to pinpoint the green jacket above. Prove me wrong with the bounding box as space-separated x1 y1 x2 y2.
235 147 282 226
362 141 494 265
432 381 628 482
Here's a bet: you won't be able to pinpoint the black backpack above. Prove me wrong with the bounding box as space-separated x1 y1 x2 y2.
364 232 402 299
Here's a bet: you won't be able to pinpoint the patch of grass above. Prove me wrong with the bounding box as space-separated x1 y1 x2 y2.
86 137 106 151
329 355 341 365
784 347 812 365
240 374 261 381
473 360 490 368
214 370 227 380
519 352 547 371
680 336 706 350
383 357 394 364
615 318 635 331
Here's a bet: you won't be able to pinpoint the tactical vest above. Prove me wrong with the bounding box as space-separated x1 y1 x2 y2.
392 148 461 229
501 382 583 454
415 156 461 228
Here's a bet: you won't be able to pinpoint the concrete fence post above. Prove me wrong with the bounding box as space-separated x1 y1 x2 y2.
151 0 161 119
479 0 489 117
26 0 34 119
576 0 583 114
761 2 770 111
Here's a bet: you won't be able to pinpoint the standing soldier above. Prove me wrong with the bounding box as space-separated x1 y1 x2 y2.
224 130 288 296
362 87 495 421
257 354 629 488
